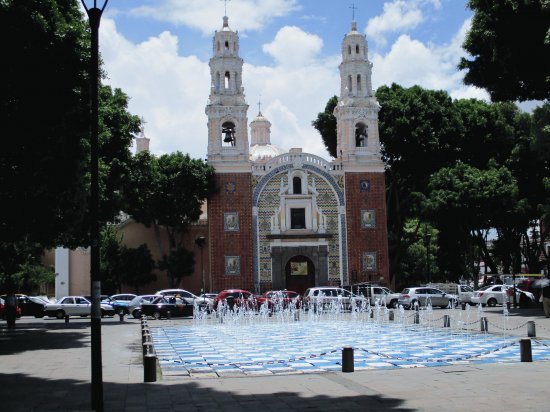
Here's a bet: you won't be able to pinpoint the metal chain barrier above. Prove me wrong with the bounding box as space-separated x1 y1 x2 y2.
535 322 550 333
486 319 530 331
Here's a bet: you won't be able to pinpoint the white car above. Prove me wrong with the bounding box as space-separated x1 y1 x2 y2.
44 296 115 319
471 285 535 307
303 286 367 311
155 288 214 310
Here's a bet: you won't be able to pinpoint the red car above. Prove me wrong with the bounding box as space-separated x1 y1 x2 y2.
213 289 256 310
0 297 22 319
256 290 302 310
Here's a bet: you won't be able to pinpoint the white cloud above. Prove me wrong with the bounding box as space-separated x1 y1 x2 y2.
262 26 323 67
129 0 300 35
371 17 489 101
366 1 424 47
100 18 210 158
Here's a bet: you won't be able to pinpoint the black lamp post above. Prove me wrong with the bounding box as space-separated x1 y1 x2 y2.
195 236 207 293
80 1 108 411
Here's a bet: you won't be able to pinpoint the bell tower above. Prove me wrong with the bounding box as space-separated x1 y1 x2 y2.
205 16 250 172
336 19 390 287
334 20 383 171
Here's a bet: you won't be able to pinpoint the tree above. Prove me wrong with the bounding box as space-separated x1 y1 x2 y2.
312 96 338 158
119 245 156 294
124 151 217 286
459 0 550 101
376 84 463 284
0 0 90 247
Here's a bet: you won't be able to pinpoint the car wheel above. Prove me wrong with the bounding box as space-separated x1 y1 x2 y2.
389 300 398 309
487 298 497 307
152 311 162 320
56 310 65 319
132 309 141 319
410 300 418 309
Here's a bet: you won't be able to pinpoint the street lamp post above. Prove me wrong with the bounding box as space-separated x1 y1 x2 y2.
81 1 109 411
195 236 207 293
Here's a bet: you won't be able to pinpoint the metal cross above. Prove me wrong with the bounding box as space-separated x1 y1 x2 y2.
221 0 231 16
258 95 262 114
350 3 358 20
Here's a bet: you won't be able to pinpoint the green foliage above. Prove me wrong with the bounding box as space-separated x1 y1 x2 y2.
99 225 156 294
311 96 338 158
0 0 90 248
398 221 439 287
0 242 53 293
459 0 550 101
157 247 195 288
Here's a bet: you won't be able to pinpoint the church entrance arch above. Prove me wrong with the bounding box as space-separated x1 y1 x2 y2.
285 256 314 295
270 245 328 295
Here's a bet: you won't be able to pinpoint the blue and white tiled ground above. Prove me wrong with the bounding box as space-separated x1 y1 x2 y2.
151 320 550 378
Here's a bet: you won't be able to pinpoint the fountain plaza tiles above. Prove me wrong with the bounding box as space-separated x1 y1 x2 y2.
150 318 550 378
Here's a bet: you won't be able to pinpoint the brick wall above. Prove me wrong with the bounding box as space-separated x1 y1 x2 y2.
345 172 390 285
208 173 254 292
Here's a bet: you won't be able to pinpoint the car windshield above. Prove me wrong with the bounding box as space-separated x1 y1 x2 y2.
478 285 494 291
401 289 410 294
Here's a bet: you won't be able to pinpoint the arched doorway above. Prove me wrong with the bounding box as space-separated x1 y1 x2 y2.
285 255 315 295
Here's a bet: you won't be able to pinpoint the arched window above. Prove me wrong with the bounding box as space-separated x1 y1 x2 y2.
348 45 351 55
355 123 368 147
357 74 362 91
217 42 220 52
222 121 236 146
215 72 221 92
224 71 230 89
348 75 352 93
356 44 360 54
224 40 229 50
293 177 302 194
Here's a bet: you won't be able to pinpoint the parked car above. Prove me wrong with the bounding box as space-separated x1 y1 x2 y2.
0 294 44 317
140 296 192 319
350 283 400 307
427 283 475 304
128 294 161 319
303 287 366 311
470 285 535 307
256 290 302 310
398 287 458 309
155 288 213 310
44 296 115 319
213 290 256 310
101 293 137 315
0 297 22 319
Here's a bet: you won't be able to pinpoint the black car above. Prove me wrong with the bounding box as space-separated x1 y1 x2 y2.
0 295 46 318
140 296 193 319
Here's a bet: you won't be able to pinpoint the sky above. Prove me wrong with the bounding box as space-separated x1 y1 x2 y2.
96 0 488 160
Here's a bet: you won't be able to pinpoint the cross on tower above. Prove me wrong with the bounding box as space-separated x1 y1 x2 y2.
350 3 358 20
258 96 262 115
221 0 231 16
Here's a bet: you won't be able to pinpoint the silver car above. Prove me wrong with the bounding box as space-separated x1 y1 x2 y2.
398 287 458 309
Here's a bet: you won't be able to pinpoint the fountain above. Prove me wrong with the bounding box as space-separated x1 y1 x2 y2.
150 295 550 377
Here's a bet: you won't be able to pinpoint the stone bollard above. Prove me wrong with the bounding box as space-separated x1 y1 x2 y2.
64 315 70 323
388 310 394 321
144 354 157 382
414 312 420 324
142 331 151 344
480 317 488 332
294 311 300 321
342 346 354 372
119 312 125 322
461 302 466 310
443 314 450 328
527 321 536 338
166 310 171 320
520 339 532 362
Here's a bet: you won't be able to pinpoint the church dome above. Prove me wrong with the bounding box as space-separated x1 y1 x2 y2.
249 143 286 162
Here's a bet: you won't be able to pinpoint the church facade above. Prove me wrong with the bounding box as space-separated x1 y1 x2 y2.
206 16 389 295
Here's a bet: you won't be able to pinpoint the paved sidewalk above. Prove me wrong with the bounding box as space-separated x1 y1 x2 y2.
1 307 549 411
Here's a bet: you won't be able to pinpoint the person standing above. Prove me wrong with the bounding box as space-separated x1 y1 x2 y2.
542 281 550 318
5 291 18 328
